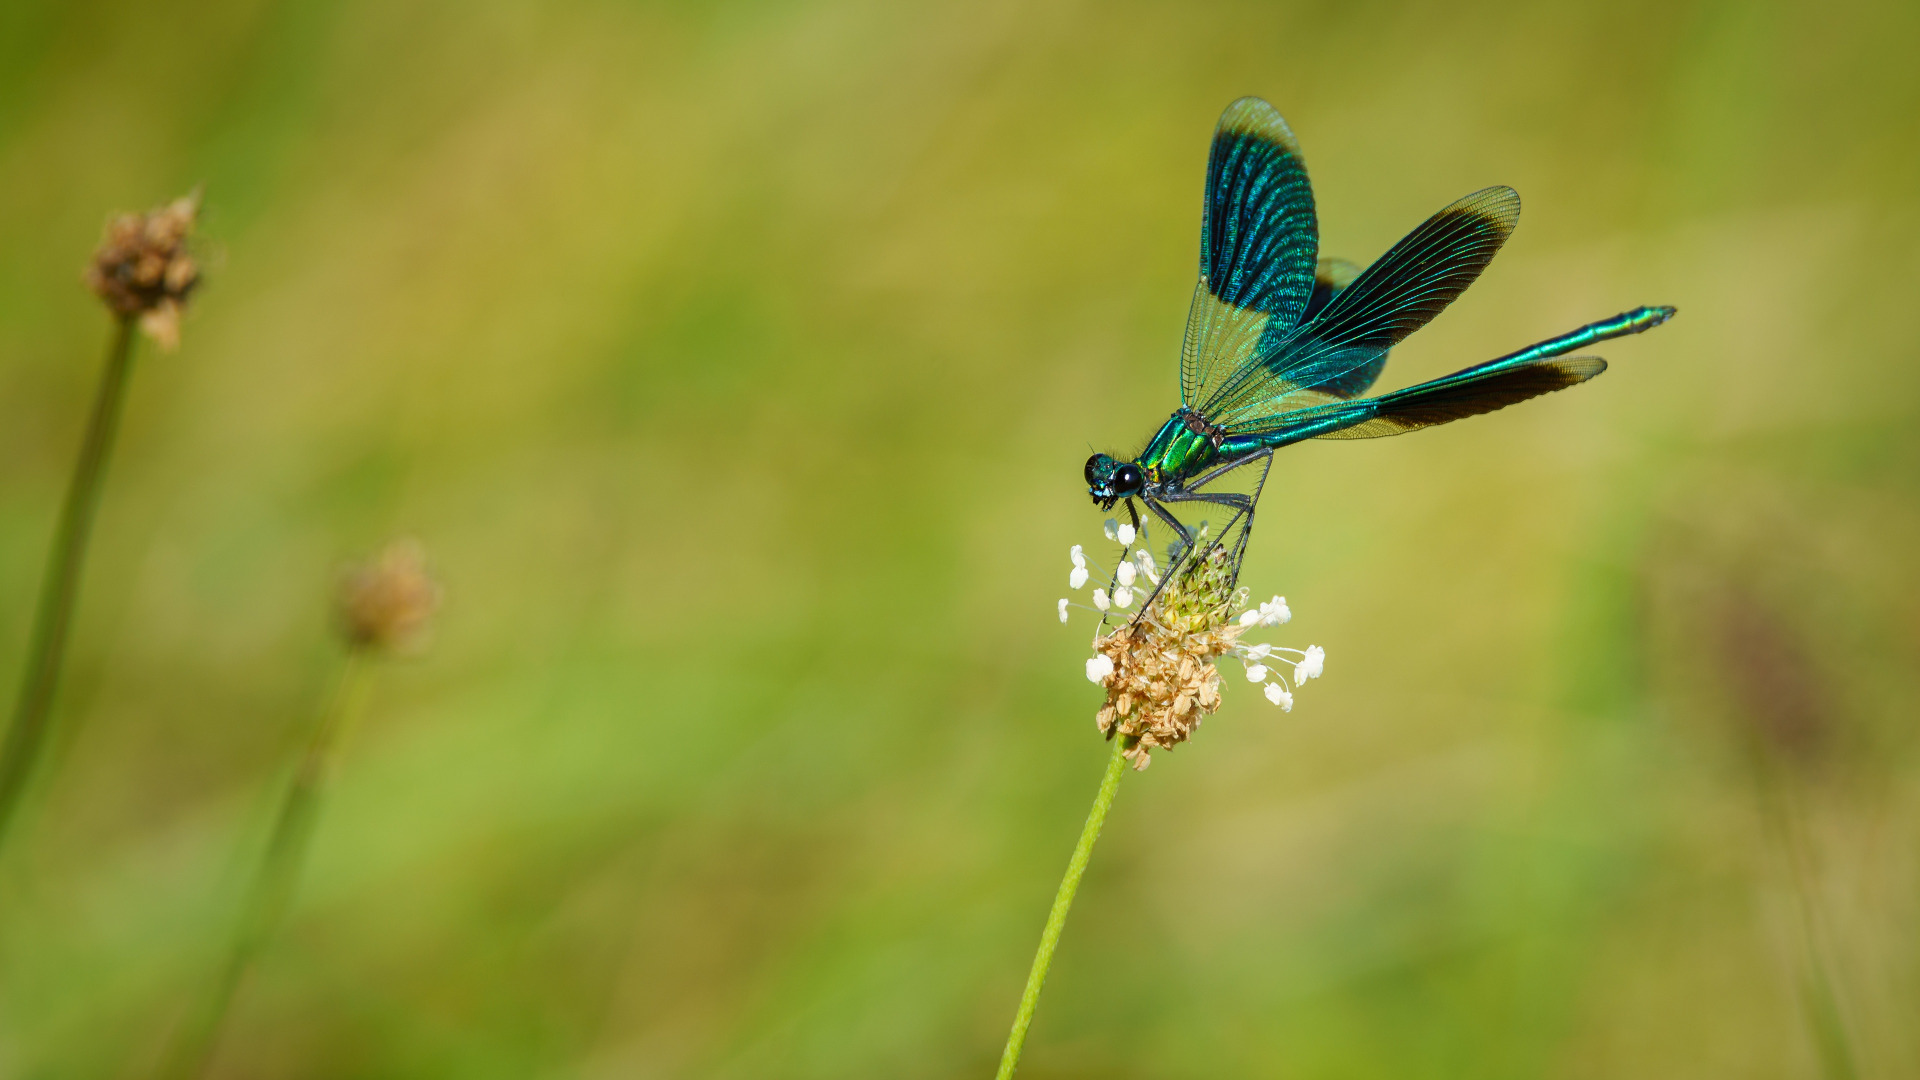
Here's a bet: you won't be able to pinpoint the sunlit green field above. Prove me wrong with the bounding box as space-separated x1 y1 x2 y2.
3 1 1918 1076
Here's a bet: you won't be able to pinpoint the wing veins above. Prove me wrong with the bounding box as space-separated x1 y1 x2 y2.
1197 187 1519 427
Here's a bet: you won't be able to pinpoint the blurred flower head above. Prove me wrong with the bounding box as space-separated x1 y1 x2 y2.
1060 526 1323 770
336 540 441 653
84 190 202 349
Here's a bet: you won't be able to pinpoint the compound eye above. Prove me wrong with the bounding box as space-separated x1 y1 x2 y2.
1116 464 1143 492
1084 454 1101 486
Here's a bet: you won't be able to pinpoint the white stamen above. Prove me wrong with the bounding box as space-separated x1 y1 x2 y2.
1093 588 1110 612
1245 664 1268 682
1086 655 1114 683
1239 609 1262 627
1070 544 1086 569
1113 585 1134 609
1296 645 1324 683
1103 519 1119 542
1116 561 1136 587
1264 682 1294 710
1117 523 1136 546
1242 643 1272 660
1058 598 1070 624
1069 566 1089 589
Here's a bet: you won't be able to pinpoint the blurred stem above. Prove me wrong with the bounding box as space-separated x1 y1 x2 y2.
995 737 1128 1080
159 651 374 1080
1752 751 1860 1080
0 318 137 853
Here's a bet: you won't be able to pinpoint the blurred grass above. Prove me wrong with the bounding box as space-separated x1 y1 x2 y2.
1 0 1917 1076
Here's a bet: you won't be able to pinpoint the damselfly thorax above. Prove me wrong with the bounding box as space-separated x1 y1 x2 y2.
1139 408 1232 492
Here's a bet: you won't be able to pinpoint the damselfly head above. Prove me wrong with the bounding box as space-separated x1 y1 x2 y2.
1084 453 1144 509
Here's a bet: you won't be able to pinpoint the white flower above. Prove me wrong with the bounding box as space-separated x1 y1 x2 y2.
1113 585 1134 609
1258 596 1291 626
1234 598 1287 626
1264 682 1294 710
1086 655 1114 683
1069 565 1089 589
1116 561 1136 587
1296 645 1324 683
1245 664 1269 682
1093 588 1110 612
1134 549 1159 584
1058 598 1070 624
1117 522 1136 546
1103 519 1119 542
1070 544 1087 569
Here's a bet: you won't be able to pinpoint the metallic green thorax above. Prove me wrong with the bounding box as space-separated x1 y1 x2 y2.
1137 410 1226 491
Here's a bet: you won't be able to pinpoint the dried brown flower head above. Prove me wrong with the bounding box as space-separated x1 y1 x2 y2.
84 191 201 349
336 540 440 653
1094 542 1244 769
1063 523 1323 770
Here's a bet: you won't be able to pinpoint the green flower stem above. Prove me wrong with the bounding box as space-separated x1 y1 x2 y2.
995 737 1129 1080
160 651 374 1080
0 318 138 852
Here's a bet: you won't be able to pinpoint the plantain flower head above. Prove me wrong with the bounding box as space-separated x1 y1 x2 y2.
1059 525 1325 769
84 190 202 349
336 539 441 654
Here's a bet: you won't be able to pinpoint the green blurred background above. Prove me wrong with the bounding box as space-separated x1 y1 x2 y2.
3 0 1918 1076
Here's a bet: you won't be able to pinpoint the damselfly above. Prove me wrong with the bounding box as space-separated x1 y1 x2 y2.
1086 97 1673 617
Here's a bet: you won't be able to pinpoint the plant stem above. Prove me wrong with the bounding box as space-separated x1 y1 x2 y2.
995 737 1129 1080
0 318 138 852
159 651 373 1080
1754 752 1860 1080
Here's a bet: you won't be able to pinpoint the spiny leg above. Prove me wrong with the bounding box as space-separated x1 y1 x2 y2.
1118 497 1201 618
1093 498 1171 631
1160 490 1254 514
1179 448 1275 494
1125 455 1268 620
1160 448 1273 576
1156 488 1261 589
1143 497 1195 554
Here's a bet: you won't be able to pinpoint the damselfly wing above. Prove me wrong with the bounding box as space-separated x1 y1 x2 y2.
1085 97 1673 623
